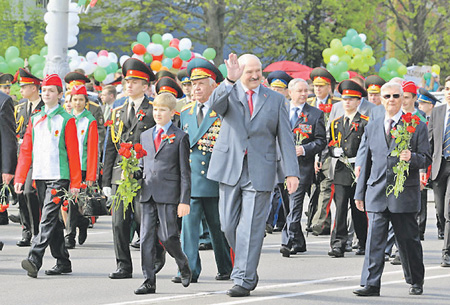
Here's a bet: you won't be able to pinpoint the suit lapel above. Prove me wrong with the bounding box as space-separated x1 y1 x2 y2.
437 106 446 142
155 124 175 157
149 126 157 154
251 87 268 120
129 98 149 131
191 107 217 146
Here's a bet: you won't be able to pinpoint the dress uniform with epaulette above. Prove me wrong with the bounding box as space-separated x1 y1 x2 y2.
13 69 44 245
178 58 232 282
328 80 368 258
175 69 192 113
307 68 342 107
0 73 14 96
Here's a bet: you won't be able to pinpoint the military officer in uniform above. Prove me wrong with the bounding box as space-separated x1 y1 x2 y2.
365 75 386 106
267 70 293 100
174 58 232 283
175 69 192 113
0 73 14 96
14 68 44 245
328 80 369 258
307 68 341 236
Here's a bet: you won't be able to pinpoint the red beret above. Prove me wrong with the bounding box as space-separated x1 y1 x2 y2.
401 81 417 94
42 74 63 88
71 84 87 96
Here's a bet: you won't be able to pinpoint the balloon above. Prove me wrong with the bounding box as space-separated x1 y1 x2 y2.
108 52 118 63
389 70 399 80
367 56 376 66
151 34 163 44
153 54 163 61
0 62 8 73
203 48 216 60
172 57 183 69
98 50 108 57
152 44 164 56
431 64 440 75
94 67 107 82
68 35 78 48
68 26 80 36
31 60 45 74
322 48 333 60
162 58 173 69
330 39 342 49
150 60 162 71
160 66 169 71
218 63 227 78
106 62 118 74
119 55 130 67
69 60 79 71
143 53 153 64
34 70 44 79
341 36 351 46
397 65 407 76
360 63 369 73
326 63 339 77
40 46 48 57
423 72 431 80
131 54 144 61
338 71 350 82
346 28 358 37
378 66 389 80
359 33 367 42
68 13 80 25
164 46 179 59
169 38 180 49
353 54 364 66
132 43 146 55
9 57 24 72
179 38 192 50
5 46 20 61
350 35 363 48
67 49 79 58
44 34 50 45
336 61 348 73
137 32 151 46
333 45 345 57
340 55 351 65
362 47 373 57
86 51 97 63
103 73 115 85
343 45 353 55
179 49 192 61
97 56 110 68
162 33 174 41
84 62 96 75
323 57 330 64
28 54 42 67
330 55 339 63
0 56 4 62
162 39 171 49
386 58 400 70
352 48 362 57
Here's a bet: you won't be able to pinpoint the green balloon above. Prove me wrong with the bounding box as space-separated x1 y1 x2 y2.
338 71 350 82
179 49 191 61
164 47 179 59
336 61 348 73
341 36 351 46
203 48 216 60
152 34 163 44
31 62 45 75
423 72 431 80
350 35 362 48
94 67 107 82
162 58 173 69
5 46 20 61
40 46 48 57
346 28 358 37
340 54 351 65
106 62 118 74
360 63 370 73
162 40 170 49
322 48 333 60
0 62 8 73
362 47 373 57
389 70 399 80
386 58 398 71
143 53 153 64
367 56 376 66
0 56 5 62
9 57 24 72
353 54 364 66
397 65 407 76
35 70 44 79
330 39 342 49
137 32 151 46
378 66 389 80
28 54 41 67
131 41 139 51
218 64 227 78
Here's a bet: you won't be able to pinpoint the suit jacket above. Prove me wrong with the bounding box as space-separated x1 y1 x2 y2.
15 98 45 140
0 92 18 175
102 97 156 187
207 81 299 192
428 103 447 180
293 103 326 185
139 124 191 204
354 114 430 213
180 102 220 197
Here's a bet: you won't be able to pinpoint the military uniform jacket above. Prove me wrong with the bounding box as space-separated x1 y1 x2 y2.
180 102 220 197
329 112 368 186
307 94 342 108
102 97 156 187
15 98 45 140
0 92 17 175
86 100 106 155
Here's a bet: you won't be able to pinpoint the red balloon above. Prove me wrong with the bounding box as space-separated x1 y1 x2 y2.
169 38 180 50
153 54 163 61
132 44 146 55
172 57 183 69
98 50 108 57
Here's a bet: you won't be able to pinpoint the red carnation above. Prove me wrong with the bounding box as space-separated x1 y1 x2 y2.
63 200 69 206
62 206 68 212
412 115 420 122
402 113 412 123
51 189 57 196
80 183 87 189
134 143 143 153
121 142 133 150
406 125 416 133
53 197 61 204
104 120 113 127
122 149 132 159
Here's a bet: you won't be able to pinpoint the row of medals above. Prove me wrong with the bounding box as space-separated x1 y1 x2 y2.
197 120 220 152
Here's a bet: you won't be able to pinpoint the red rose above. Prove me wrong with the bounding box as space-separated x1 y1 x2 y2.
63 200 69 206
402 113 412 123
142 149 147 156
51 189 57 196
406 125 416 133
120 142 133 150
80 183 87 189
134 143 143 153
52 197 61 204
123 149 132 159
412 115 420 122
62 206 68 212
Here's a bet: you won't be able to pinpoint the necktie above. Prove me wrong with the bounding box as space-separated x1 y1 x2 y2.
154 128 163 151
28 103 32 117
344 117 350 134
386 118 394 144
197 103 204 126
291 107 299 128
443 112 450 158
247 90 254 116
128 101 135 125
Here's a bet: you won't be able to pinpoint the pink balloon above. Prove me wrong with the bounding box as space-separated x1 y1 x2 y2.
98 50 109 57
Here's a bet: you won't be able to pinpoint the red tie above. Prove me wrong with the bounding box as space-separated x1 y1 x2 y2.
154 128 163 151
247 90 254 116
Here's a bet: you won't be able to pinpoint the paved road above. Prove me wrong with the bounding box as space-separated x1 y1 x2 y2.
1 201 449 305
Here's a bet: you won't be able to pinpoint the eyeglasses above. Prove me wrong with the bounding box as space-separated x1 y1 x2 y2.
383 94 401 99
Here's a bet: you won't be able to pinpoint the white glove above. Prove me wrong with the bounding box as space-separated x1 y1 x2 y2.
332 147 344 158
102 186 112 198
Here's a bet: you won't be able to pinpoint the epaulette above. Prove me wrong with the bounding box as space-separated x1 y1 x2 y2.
333 116 343 124
88 100 100 108
148 100 153 105
306 97 315 102
360 114 369 121
112 103 126 111
331 96 343 101
181 102 195 112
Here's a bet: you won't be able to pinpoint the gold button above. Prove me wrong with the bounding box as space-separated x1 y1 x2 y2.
344 139 347 142
189 159 192 163
190 149 193 153
202 152 206 155
201 170 205 175
130 131 133 135
345 147 348 150
201 161 205 165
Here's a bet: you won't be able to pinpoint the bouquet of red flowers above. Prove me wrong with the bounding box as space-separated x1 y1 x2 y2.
293 128 309 145
386 113 421 198
319 103 333 122
112 142 147 217
0 183 11 213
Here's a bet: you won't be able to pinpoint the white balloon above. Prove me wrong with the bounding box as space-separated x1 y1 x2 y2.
79 61 89 73
78 56 86 62
84 62 96 75
108 52 118 63
193 52 204 59
119 55 130 67
162 33 173 41
152 44 164 56
68 36 78 48
44 34 50 45
68 49 79 58
86 51 98 63
69 60 79 71
97 56 110 68
359 33 367 43
68 13 80 25
132 54 144 61
69 2 79 13
330 55 339 63
44 12 55 24
179 38 192 50
68 26 79 36
146 43 155 54
103 73 115 85
46 0 56 11
45 24 51 34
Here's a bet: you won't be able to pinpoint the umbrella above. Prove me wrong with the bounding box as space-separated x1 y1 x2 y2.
264 61 312 80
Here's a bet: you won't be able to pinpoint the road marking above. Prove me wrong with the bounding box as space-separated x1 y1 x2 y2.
102 266 445 305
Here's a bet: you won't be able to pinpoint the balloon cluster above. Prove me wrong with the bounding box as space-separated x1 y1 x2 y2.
378 58 407 81
423 64 441 80
44 2 80 48
69 49 119 83
0 47 26 75
322 29 376 81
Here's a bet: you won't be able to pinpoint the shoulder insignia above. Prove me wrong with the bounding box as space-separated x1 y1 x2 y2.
331 96 343 101
148 100 153 105
360 114 369 121
306 97 315 102
181 102 195 113
209 110 217 117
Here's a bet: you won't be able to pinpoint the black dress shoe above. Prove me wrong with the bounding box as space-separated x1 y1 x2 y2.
227 285 250 297
109 270 132 279
171 276 197 283
328 248 344 257
353 285 380 296
78 219 89 245
280 245 291 257
438 232 444 240
0 241 3 251
199 243 213 250
290 245 307 254
65 238 75 249
215 273 231 280
390 255 401 265
8 214 21 223
441 253 450 267
179 264 192 287
345 244 353 252
265 223 274 234
45 264 72 275
16 238 31 247
409 284 423 295
355 247 365 255
21 259 38 278
134 281 156 294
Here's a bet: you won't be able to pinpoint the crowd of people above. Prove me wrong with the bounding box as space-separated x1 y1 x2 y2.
0 52 449 298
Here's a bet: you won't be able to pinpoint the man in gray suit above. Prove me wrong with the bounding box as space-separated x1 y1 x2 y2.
207 53 299 297
354 82 430 296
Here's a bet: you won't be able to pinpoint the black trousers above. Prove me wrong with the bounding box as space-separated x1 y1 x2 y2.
432 158 450 253
29 180 71 270
281 184 308 248
140 200 188 284
331 184 367 250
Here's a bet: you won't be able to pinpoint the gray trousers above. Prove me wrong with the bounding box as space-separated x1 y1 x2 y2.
218 157 271 290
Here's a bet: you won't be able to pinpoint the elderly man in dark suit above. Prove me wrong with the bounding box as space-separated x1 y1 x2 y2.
280 78 326 257
207 53 299 297
354 82 430 296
